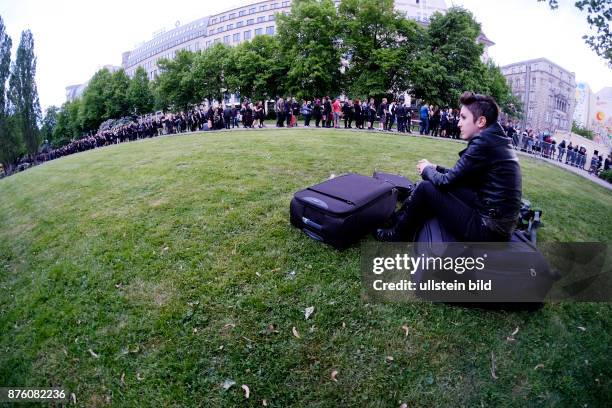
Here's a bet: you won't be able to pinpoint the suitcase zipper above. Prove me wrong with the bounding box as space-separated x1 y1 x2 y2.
305 188 355 206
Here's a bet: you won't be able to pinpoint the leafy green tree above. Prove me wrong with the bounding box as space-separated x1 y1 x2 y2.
0 15 21 174
338 0 423 99
127 67 154 115
8 30 41 161
79 68 113 131
106 69 131 119
40 105 59 143
52 100 82 146
226 35 286 101
153 50 198 111
276 0 342 99
572 120 594 139
193 43 234 104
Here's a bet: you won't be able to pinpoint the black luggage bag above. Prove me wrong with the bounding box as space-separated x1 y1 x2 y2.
412 217 558 305
373 171 414 201
290 173 398 249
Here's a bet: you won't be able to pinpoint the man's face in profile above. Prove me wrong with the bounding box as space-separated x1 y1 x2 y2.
458 105 483 141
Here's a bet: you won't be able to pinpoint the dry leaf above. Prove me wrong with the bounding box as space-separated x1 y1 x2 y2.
342 322 346 329
262 400 268 406
534 363 545 370
304 306 315 320
386 356 394 363
70 393 76 404
577 326 586 331
242 384 250 399
193 328 198 333
400 404 408 408
120 372 126 387
222 379 236 390
507 326 520 341
266 324 279 335
292 326 301 339
402 325 409 337
490 351 498 380
136 372 145 381
256 272 261 277
88 348 100 359
331 369 339 382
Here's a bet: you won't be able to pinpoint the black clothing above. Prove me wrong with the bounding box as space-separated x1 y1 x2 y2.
421 122 522 239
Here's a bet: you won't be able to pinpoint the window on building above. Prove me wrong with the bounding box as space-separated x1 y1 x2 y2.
229 13 236 19
255 28 263 36
269 14 275 21
271 2 278 8
282 1 290 6
233 33 240 43
227 24 233 30
257 16 265 23
217 27 223 33
211 18 217 24
266 26 275 35
220 16 226 22
247 18 254 25
249 7 256 14
223 35 230 44
206 40 212 48
209 29 215 35
244 30 252 40
260 5 267 11
236 21 243 27
239 10 246 16
214 38 221 43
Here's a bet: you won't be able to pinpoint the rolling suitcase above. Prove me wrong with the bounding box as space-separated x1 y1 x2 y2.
373 171 414 201
290 173 398 249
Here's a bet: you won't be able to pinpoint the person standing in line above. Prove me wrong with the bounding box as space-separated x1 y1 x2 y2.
276 97 285 127
419 103 429 135
313 98 323 127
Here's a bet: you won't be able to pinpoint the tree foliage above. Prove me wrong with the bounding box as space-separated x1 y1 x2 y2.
127 67 154 115
8 30 41 161
0 15 20 173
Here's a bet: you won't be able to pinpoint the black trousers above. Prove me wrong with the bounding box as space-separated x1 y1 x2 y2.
392 181 507 242
276 112 285 127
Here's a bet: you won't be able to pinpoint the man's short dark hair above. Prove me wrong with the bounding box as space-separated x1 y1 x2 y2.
459 91 500 126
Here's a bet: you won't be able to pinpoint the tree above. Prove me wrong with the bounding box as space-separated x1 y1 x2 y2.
226 35 286 102
106 69 131 120
40 105 59 143
0 16 21 175
153 50 198 111
127 67 154 115
277 0 343 99
79 68 113 131
538 0 611 65
338 0 423 99
572 120 594 139
193 43 234 104
52 99 82 147
8 30 41 162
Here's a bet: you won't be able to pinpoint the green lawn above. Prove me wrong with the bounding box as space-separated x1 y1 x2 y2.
0 129 610 407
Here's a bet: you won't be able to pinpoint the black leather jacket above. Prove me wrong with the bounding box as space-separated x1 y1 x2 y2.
421 122 522 237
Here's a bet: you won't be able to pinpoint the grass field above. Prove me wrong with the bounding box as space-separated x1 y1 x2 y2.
0 129 610 407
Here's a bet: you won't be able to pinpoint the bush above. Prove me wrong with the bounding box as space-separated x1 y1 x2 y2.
599 169 612 183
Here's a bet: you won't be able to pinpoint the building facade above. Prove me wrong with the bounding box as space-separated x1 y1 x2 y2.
592 87 612 147
501 58 576 133
121 1 455 81
65 65 121 102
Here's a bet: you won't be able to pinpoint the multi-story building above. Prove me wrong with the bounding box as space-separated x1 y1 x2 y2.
592 87 612 146
501 58 576 132
65 65 121 102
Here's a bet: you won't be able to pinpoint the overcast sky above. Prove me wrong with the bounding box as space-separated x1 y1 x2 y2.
1 0 610 112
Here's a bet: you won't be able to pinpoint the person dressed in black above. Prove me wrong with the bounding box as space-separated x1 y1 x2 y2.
223 104 232 129
323 96 332 128
353 98 363 129
376 92 522 242
342 99 353 128
313 98 322 127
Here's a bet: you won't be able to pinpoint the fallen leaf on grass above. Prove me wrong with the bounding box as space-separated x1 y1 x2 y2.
577 326 586 331
401 325 409 337
507 326 520 341
490 351 498 380
400 404 408 408
70 393 76 404
222 379 236 390
136 372 145 381
386 356 394 363
331 370 339 382
120 372 125 387
262 399 268 406
292 326 301 339
256 272 261 277
241 384 250 399
88 348 100 359
534 363 545 370
304 306 315 320
342 322 346 329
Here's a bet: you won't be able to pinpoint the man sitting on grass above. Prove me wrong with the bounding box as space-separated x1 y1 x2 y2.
375 92 522 242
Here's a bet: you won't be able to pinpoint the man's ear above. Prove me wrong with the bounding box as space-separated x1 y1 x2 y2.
477 116 487 129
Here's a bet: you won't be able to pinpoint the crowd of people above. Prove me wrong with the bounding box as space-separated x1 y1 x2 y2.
4 96 611 180
500 124 612 176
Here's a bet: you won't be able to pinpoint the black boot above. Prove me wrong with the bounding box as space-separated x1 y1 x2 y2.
374 208 410 242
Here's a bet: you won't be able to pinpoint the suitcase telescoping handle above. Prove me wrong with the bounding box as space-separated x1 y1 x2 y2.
303 228 324 242
302 217 323 231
